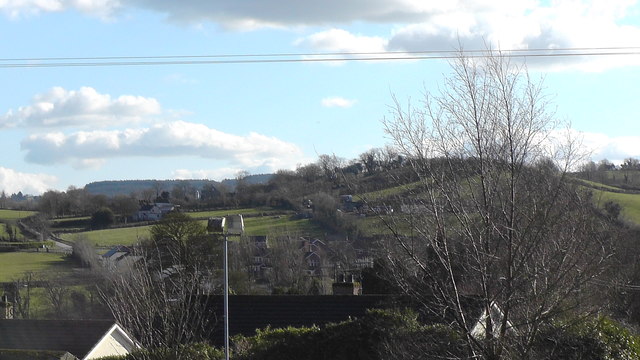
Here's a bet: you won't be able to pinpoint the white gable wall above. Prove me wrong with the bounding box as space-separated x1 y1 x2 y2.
84 325 137 359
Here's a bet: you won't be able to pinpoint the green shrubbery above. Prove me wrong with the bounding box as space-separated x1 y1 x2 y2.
232 309 465 360
532 316 640 360
97 343 224 360
98 313 640 360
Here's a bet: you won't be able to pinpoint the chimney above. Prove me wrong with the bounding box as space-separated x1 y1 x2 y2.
332 273 362 295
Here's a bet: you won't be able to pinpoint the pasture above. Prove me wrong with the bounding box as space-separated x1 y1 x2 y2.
592 189 640 225
58 210 323 247
0 209 37 220
0 252 73 282
60 226 152 247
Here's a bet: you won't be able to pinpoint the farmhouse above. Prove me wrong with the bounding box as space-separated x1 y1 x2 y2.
134 202 175 221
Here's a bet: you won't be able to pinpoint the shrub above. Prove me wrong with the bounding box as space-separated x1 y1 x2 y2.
97 343 224 360
532 316 640 360
232 308 465 360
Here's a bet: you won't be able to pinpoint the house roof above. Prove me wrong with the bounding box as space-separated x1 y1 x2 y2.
137 204 155 212
204 295 394 345
0 349 77 360
0 319 119 359
101 246 132 259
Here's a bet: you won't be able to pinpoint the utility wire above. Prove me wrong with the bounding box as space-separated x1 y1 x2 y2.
1 46 640 68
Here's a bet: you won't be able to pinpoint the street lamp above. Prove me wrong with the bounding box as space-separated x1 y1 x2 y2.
208 215 244 360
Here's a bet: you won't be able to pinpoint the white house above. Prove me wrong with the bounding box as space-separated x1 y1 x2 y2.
135 202 175 221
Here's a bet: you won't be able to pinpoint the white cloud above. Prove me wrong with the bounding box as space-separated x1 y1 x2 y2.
578 131 640 164
172 168 243 181
0 167 57 195
20 120 304 171
0 87 161 129
292 1 640 71
295 28 388 53
0 0 119 18
321 97 357 108
6 0 640 71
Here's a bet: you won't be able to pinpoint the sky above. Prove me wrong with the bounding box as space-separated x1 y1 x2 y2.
2 0 640 195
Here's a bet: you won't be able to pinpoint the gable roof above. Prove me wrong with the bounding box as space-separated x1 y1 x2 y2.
0 320 126 359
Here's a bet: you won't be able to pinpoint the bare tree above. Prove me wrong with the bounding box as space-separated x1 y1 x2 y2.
100 249 215 349
381 50 612 359
267 235 313 294
99 213 217 350
42 274 70 319
9 271 35 319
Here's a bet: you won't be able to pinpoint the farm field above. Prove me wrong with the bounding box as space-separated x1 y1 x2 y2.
592 189 640 224
186 207 280 219
0 252 73 282
574 178 624 191
242 216 323 236
60 226 152 247
356 181 422 202
59 210 323 247
0 209 37 220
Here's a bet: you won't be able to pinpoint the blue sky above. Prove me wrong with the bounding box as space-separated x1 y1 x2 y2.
1 0 640 194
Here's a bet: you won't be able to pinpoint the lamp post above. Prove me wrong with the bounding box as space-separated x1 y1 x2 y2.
208 215 244 360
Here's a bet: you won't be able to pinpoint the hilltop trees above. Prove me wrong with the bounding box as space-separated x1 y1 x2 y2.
381 50 612 359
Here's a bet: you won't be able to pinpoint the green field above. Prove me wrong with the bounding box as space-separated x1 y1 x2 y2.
186 207 278 219
242 216 323 236
0 252 73 282
575 178 624 191
356 181 422 202
0 209 37 220
59 211 322 246
592 189 640 224
60 226 152 247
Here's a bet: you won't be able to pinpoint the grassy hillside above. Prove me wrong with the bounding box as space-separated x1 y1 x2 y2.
60 225 152 247
59 209 323 247
0 252 73 282
591 189 640 224
575 175 640 225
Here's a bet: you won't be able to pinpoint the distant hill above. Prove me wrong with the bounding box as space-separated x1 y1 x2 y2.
84 174 273 197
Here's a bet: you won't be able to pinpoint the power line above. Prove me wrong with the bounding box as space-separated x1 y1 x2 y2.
1 47 640 68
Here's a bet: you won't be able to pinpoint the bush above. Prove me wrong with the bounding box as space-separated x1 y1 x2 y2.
91 207 115 229
532 316 640 360
97 343 224 360
232 308 465 360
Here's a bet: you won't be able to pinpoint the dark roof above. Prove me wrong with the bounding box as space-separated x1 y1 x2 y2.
204 295 394 345
0 349 77 360
101 245 132 259
0 319 116 359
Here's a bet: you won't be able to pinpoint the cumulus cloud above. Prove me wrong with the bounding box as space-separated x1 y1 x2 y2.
0 167 57 195
6 0 640 70
0 87 161 129
20 120 304 171
321 97 357 108
580 131 640 164
122 0 435 28
292 1 640 71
